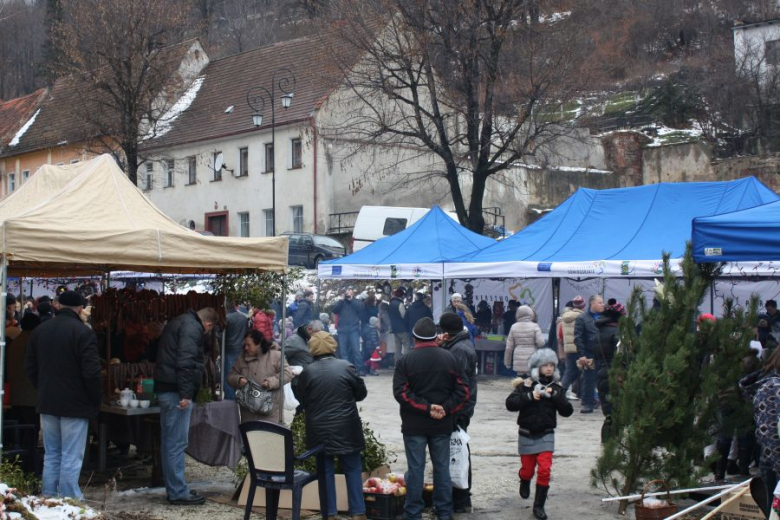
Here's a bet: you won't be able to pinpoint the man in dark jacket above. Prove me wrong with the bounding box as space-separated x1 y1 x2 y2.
388 287 410 356
574 295 603 413
221 300 248 400
393 317 470 520
406 293 433 338
25 291 100 500
332 288 365 373
503 300 520 335
294 331 368 519
154 307 217 505
438 312 478 513
293 290 315 328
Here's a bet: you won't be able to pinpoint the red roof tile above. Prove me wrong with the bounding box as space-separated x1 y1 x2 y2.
0 89 45 147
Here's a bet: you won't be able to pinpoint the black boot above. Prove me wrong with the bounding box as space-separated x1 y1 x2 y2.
533 485 549 519
519 479 531 499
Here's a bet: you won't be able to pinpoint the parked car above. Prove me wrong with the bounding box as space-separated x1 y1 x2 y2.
351 206 458 252
282 233 346 268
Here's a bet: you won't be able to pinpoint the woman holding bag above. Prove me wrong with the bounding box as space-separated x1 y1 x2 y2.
228 330 291 423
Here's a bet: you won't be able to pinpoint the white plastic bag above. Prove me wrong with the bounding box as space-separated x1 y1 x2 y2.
283 382 299 411
449 427 471 490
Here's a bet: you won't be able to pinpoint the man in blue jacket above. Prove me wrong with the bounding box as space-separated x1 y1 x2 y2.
574 295 603 414
333 288 365 374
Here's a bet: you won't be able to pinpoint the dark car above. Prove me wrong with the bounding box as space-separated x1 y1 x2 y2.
282 233 346 268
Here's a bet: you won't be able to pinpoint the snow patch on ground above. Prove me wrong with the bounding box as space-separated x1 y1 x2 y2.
0 483 101 520
645 122 704 147
145 76 205 140
9 108 40 147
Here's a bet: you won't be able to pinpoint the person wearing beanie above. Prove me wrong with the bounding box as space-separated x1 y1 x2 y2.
446 292 463 315
25 289 100 501
361 316 381 373
505 305 546 377
294 329 367 520
560 296 586 400
438 312 478 513
506 348 573 520
393 317 470 520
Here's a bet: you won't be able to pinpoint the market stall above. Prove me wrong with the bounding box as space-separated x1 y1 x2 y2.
0 154 288 453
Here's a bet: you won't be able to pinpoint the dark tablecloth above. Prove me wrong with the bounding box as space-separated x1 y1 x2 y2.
186 400 242 469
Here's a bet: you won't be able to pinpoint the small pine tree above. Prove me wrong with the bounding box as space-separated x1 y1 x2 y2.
592 247 754 513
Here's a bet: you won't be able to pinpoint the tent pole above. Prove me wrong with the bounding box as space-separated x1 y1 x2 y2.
0 252 8 454
221 295 227 401
710 280 715 315
279 274 287 423
316 277 321 316
440 277 448 321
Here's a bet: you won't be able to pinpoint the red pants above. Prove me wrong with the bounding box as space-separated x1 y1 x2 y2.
519 452 553 486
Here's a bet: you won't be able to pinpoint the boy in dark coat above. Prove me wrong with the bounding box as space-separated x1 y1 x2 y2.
506 348 573 520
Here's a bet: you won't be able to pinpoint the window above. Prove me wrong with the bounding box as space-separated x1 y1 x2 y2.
767 40 780 66
165 159 174 187
238 212 250 237
291 205 304 233
145 162 154 191
264 209 274 237
264 143 274 173
21 170 29 183
213 151 222 181
70 159 79 164
56 162 64 166
290 138 302 169
7 173 15 193
187 156 197 185
239 147 249 177
383 218 407 236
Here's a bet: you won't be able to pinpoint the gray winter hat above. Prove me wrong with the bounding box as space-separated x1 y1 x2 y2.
528 348 560 382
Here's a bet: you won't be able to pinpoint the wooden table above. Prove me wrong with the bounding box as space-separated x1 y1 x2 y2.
98 404 160 473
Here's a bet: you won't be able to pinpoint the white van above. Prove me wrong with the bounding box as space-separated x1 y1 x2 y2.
351 206 457 252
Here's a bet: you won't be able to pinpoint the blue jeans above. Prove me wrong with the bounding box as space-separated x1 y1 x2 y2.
323 451 365 516
561 353 581 392
223 351 240 400
41 414 89 499
338 329 362 370
158 392 193 500
581 366 597 409
403 434 452 520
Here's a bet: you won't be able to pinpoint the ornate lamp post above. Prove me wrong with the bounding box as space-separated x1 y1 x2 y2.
246 68 295 237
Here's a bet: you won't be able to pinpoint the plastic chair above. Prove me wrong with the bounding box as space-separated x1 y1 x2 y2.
2 420 38 474
239 420 327 520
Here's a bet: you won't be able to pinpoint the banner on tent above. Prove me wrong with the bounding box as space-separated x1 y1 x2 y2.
317 263 443 280
433 278 553 333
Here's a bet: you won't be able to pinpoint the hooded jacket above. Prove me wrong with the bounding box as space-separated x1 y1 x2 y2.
504 305 545 373
252 310 274 341
440 330 478 427
294 355 368 455
228 347 291 423
560 308 583 354
505 374 573 437
154 310 205 400
25 309 102 419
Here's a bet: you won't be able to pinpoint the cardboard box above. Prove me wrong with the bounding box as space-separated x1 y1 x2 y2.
719 488 764 520
238 465 390 512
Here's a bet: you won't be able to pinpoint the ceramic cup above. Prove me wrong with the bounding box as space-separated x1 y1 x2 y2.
119 398 130 407
129 399 140 408
139 400 151 409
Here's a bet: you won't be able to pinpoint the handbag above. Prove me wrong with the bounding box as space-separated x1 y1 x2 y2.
235 377 275 416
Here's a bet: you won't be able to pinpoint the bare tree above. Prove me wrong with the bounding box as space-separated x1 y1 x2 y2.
0 1 45 99
53 0 192 184
320 0 597 233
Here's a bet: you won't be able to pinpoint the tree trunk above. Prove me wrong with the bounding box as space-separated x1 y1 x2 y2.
125 144 138 186
466 173 487 235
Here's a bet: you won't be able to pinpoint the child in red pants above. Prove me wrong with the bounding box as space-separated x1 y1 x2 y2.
506 348 573 519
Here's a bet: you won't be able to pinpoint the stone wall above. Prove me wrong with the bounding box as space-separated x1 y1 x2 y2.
641 142 714 184
712 154 780 192
602 131 651 187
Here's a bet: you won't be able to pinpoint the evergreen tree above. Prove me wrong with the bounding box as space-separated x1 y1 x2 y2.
592 247 754 513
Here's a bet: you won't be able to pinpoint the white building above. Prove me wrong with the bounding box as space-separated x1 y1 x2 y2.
733 18 780 80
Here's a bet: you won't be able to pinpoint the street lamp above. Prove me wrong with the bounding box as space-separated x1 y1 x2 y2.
246 68 296 237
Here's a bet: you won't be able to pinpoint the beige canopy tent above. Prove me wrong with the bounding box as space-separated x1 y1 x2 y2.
0 154 287 276
0 155 290 445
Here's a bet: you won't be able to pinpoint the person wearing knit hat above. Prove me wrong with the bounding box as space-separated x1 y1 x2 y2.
506 348 572 519
294 329 368 520
393 317 470 520
438 312 478 513
571 296 586 310
361 316 381 375
446 292 463 314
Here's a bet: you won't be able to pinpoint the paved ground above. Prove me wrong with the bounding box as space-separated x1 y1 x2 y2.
85 372 634 519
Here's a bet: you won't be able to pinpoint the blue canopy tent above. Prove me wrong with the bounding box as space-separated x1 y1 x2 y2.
692 198 780 262
445 177 779 278
317 206 496 279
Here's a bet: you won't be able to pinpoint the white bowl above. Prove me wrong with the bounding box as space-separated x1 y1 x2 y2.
129 399 140 408
139 400 151 409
